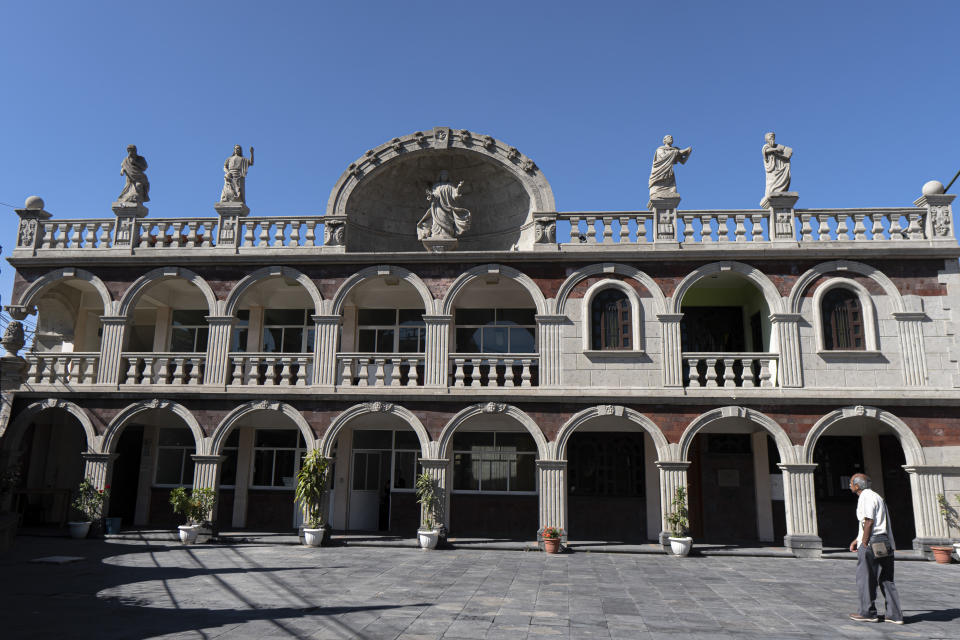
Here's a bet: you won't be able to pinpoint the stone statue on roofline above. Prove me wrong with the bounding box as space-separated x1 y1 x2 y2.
221 145 255 204
648 135 692 199
417 170 472 252
762 131 792 198
118 145 150 204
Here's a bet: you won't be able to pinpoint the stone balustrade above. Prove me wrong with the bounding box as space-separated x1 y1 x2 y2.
797 208 922 241
559 212 655 244
121 353 205 385
450 354 538 387
677 211 767 243
38 219 116 249
228 353 312 386
138 218 218 248
336 354 425 387
683 353 778 388
25 353 100 385
238 217 326 248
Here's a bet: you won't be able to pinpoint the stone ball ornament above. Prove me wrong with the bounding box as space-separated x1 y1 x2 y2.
24 195 45 210
922 180 945 196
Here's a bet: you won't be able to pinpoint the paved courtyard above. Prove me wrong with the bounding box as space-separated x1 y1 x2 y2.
1 536 958 640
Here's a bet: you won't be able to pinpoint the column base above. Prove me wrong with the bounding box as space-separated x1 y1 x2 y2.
784 534 822 558
913 537 954 560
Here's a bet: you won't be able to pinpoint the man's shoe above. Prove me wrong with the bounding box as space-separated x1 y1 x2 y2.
849 613 878 622
884 618 904 625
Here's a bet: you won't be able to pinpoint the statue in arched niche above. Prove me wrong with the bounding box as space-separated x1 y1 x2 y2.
417 171 472 245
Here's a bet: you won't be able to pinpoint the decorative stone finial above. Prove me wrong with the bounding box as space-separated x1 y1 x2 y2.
922 180 945 196
24 196 45 210
648 134 691 198
1 321 25 358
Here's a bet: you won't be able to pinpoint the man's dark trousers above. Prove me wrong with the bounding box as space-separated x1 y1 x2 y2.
856 535 903 621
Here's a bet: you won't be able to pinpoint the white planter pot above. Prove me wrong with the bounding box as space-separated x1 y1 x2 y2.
669 536 693 557
418 529 440 550
68 521 91 539
303 527 326 547
178 525 199 545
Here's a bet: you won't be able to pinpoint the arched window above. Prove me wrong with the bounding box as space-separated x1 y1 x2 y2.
590 289 631 350
821 288 865 350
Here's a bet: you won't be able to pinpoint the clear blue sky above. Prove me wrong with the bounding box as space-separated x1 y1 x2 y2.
2 1 959 304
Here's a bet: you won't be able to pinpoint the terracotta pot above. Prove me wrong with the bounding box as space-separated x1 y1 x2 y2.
931 545 954 564
543 538 561 554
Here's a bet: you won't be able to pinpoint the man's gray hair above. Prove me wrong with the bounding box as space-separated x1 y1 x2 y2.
852 475 871 490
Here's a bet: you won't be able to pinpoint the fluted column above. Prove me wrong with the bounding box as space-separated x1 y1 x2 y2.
192 455 225 527
537 459 567 543
770 313 803 388
903 465 951 551
778 463 822 558
98 316 129 385
657 314 684 387
312 315 340 386
893 312 928 387
655 460 690 545
419 458 450 534
535 315 565 387
204 316 235 386
82 452 117 520
423 315 452 387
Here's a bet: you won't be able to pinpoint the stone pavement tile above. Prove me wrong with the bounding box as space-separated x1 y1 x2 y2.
494 613 531 626
527 625 570 637
442 620 491 639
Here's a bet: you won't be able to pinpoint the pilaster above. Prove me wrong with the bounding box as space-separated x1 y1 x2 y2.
760 192 799 241
204 316 235 386
232 427 254 528
535 315 566 387
657 314 684 387
82 452 118 522
536 459 567 543
655 460 690 545
778 463 822 558
312 315 340 386
770 313 803 388
419 458 450 534
423 315 452 387
893 312 928 386
903 465 951 551
98 316 129 386
192 455 225 527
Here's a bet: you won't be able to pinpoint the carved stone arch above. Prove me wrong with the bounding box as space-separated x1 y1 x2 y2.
440 264 548 316
677 406 796 465
318 403 430 459
554 263 667 316
211 401 317 456
15 268 114 315
103 400 204 455
802 406 925 467
224 266 324 317
436 403 549 460
554 406 669 461
578 280 644 352
810 277 880 351
787 260 906 314
118 267 219 317
669 261 784 315
330 266 435 316
3 400 99 453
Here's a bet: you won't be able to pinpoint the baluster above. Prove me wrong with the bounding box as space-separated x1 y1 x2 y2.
600 216 612 243
135 222 148 248
82 223 95 248
26 357 39 383
258 221 270 246
305 220 317 246
185 357 199 384
503 358 516 387
750 214 763 241
123 357 137 384
340 357 354 386
617 216 629 243
406 358 419 387
100 221 114 248
291 357 304 386
200 222 212 247
741 358 756 388
171 357 185 385
289 221 301 246
705 358 719 387
800 213 813 241
471 358 483 386
908 212 924 239
53 223 66 248
67 223 81 248
567 216 581 243
521 359 532 387
760 359 773 387
140 357 154 384
734 215 746 242
374 358 387 386
261 357 276 386
186 222 199 247
241 221 254 247
698 215 712 242
836 215 850 240
716 214 730 242
273 220 286 247
682 214 695 243
41 223 54 248
230 357 242 386
279 358 294 386
722 358 737 386
870 215 884 240
242 356 257 385
357 358 370 386
815 214 831 242
585 216 597 243
687 358 700 387
453 358 466 387
893 215 908 240
852 214 867 240
52 356 65 383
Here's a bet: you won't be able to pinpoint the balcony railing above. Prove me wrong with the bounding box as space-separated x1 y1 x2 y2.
683 353 778 388
450 354 539 387
25 352 99 384
228 353 312 386
121 353 205 385
336 354 425 387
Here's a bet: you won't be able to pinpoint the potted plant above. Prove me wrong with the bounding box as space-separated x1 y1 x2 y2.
541 526 563 554
169 487 215 544
295 450 330 547
666 486 692 557
933 493 959 564
415 472 440 550
69 478 108 539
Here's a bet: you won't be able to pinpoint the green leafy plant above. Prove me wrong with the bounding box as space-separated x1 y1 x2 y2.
169 487 216 526
415 472 439 531
541 526 563 540
937 493 960 532
295 450 330 529
666 486 689 538
71 478 108 522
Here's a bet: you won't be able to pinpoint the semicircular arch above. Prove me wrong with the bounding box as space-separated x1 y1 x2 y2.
211 402 317 456
669 261 784 315
318 403 430 458
440 264 547 316
436 404 548 460
554 406 669 460
802 406 924 466
330 266 434 316
3 400 99 453
677 406 796 464
118 267 219 317
103 400 204 454
554 263 667 316
787 260 906 314
224 266 324 317
15 268 113 314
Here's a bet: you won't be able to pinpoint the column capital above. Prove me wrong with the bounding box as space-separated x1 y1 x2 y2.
655 460 691 471
656 313 684 323
418 458 450 470
535 314 567 325
100 315 131 326
422 314 453 324
913 193 955 208
778 463 818 473
769 313 804 323
892 311 927 322
191 455 226 464
902 464 958 475
536 459 567 470
205 315 237 325
82 452 118 463
311 314 341 325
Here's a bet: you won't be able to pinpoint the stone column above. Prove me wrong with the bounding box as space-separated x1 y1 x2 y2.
751 432 774 542
82 453 117 524
893 312 928 387
423 315 452 387
778 463 822 558
655 460 690 545
657 314 684 387
192 455 225 529
903 465 951 552
914 192 955 241
204 316 235 387
232 428 254 528
537 459 567 543
312 315 340 386
535 315 566 387
644 434 661 541
419 458 450 535
98 316 129 385
649 195 681 245
760 192 799 241
770 313 803 388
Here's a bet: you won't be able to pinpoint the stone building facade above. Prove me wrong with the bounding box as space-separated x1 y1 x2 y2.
2 127 959 557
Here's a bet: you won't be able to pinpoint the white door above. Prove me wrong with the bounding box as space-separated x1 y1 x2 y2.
348 451 390 530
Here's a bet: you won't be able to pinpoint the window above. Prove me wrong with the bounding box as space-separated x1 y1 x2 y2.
219 430 240 487
590 289 631 350
357 309 425 353
155 427 195 485
454 308 536 353
230 310 250 352
452 431 537 493
349 430 422 492
262 309 314 353
251 429 306 488
822 288 865 350
170 310 209 352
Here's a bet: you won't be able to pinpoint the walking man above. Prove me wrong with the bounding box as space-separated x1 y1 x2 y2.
848 473 904 624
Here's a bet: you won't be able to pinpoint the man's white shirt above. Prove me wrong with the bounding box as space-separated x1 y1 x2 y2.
856 488 894 548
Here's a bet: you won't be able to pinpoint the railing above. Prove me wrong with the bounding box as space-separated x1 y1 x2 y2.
228 353 313 386
450 354 539 387
121 353 205 385
677 211 768 243
239 217 327 248
683 353 778 388
138 218 217 248
796 209 923 242
559 212 655 245
337 354 424 387
38 219 116 249
25 352 100 384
